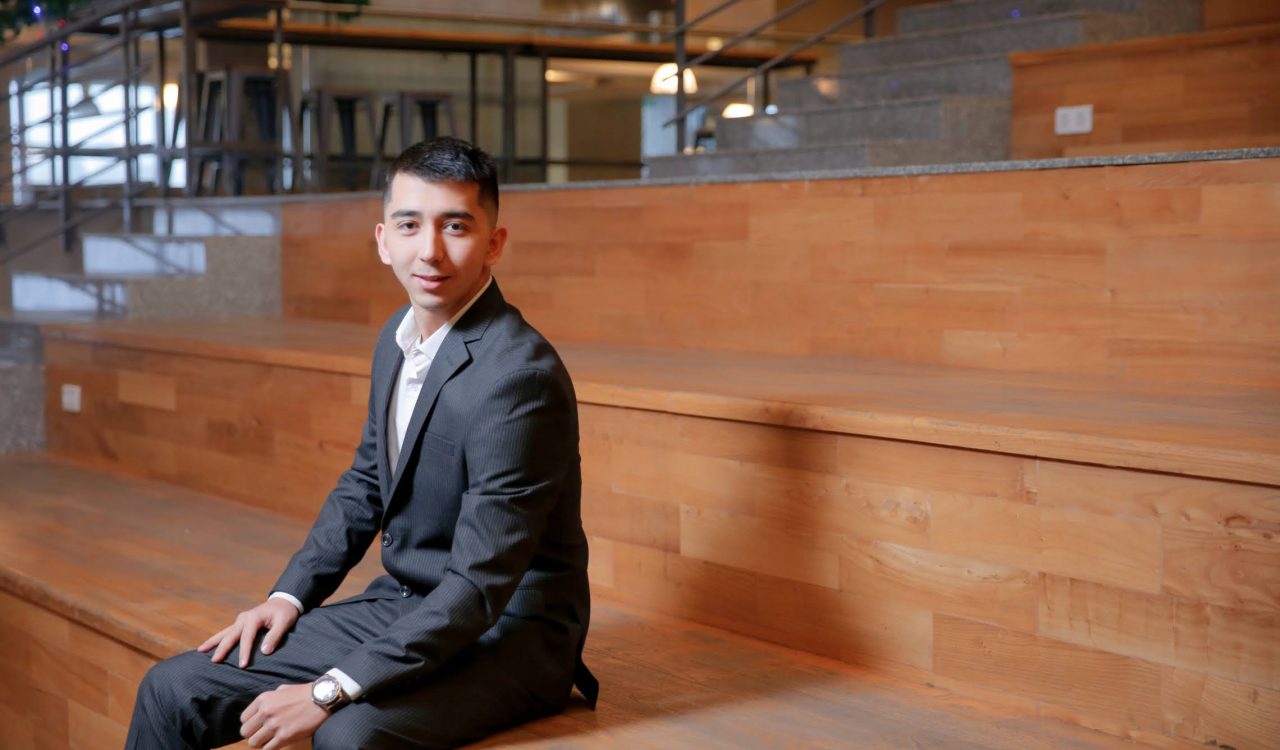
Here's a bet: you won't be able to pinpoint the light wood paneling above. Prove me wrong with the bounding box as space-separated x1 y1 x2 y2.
0 455 1149 750
1204 0 1280 29
41 321 1280 487
1011 25 1280 159
282 158 1280 388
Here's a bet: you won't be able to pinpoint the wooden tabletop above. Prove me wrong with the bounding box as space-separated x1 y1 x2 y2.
42 318 1280 484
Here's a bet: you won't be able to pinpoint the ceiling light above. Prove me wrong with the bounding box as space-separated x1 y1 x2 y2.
649 63 697 95
721 102 754 119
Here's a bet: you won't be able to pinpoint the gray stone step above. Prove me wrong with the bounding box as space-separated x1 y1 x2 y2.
718 96 1008 152
10 235 281 319
839 11 1143 70
898 0 1142 34
0 361 43 454
898 0 1200 37
776 55 1010 110
646 130 1009 180
148 201 280 236
82 234 207 275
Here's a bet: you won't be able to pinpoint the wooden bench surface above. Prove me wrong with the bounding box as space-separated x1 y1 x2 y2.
42 318 1280 484
0 453 1147 749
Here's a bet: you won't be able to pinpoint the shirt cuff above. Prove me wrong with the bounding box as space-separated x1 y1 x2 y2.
326 668 365 701
268 591 304 613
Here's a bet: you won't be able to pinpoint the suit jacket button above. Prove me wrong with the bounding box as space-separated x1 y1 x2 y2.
382 532 393 547
399 585 411 598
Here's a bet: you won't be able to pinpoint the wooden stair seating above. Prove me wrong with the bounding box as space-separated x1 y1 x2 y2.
1 154 1277 749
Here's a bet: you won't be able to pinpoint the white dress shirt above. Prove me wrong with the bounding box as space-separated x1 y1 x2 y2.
270 275 493 701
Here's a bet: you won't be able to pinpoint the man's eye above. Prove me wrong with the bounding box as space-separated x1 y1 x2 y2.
399 222 417 232
445 222 466 233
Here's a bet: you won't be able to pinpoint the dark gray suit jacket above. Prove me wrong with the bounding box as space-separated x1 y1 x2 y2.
271 279 595 706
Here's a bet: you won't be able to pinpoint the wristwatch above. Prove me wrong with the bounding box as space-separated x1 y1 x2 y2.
310 675 351 713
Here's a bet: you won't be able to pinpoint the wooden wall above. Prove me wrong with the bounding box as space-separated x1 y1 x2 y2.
1203 0 1280 29
1010 25 1280 159
578 404 1280 750
283 157 1280 388
41 331 370 522
0 590 148 750
37 318 1280 749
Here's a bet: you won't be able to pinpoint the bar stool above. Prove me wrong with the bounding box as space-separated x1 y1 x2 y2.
394 91 458 152
193 67 295 195
311 87 383 192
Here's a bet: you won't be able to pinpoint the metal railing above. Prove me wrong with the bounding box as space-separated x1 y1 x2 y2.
662 0 893 153
1 0 178 266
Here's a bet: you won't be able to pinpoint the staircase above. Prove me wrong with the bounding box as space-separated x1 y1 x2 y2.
646 0 1201 178
0 199 283 453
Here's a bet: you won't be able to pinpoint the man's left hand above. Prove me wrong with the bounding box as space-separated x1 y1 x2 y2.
240 683 328 749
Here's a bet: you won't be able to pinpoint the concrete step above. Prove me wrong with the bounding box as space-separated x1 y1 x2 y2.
82 234 207 275
839 11 1144 70
645 133 1008 180
0 320 45 454
148 201 280 236
11 235 281 319
718 95 1007 151
0 362 43 453
776 54 1009 110
898 0 1142 34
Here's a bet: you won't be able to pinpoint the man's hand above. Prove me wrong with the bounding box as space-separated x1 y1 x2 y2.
240 683 328 749
197 598 300 668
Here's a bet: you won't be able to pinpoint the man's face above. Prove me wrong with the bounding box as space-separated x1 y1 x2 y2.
376 174 506 329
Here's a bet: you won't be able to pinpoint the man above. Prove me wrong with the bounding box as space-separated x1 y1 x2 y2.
126 137 597 749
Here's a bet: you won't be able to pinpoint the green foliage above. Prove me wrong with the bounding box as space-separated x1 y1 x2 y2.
0 0 369 42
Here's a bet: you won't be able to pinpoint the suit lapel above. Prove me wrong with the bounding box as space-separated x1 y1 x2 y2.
386 280 504 502
372 327 404 500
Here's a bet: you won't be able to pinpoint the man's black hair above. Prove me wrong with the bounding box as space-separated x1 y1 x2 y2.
383 136 500 217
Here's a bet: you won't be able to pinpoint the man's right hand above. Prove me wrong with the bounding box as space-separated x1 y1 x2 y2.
197 598 301 669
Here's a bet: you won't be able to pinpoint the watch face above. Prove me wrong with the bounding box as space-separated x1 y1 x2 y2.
313 678 339 703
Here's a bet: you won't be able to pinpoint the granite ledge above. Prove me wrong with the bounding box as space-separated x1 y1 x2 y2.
508 146 1280 192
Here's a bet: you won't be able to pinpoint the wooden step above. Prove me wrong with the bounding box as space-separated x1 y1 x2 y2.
40 317 1280 486
32 317 1280 749
0 453 1147 750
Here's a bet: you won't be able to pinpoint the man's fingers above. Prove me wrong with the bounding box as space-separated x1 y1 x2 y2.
260 615 290 655
239 696 260 725
210 630 239 664
238 617 260 668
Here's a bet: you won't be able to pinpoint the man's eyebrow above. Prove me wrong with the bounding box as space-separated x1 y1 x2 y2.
437 210 476 222
390 209 422 220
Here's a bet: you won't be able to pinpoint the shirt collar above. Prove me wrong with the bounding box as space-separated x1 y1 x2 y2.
393 274 493 358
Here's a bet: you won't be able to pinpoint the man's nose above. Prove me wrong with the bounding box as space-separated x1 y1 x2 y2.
418 231 445 262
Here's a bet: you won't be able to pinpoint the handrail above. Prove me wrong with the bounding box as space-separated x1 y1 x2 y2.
0 0 152 69
664 0 892 136
0 0 168 266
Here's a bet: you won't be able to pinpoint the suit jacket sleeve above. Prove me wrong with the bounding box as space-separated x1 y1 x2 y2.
330 366 574 697
269 351 385 610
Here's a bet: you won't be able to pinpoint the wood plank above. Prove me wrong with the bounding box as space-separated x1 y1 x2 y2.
1010 25 1280 159
0 455 1149 750
283 159 1280 388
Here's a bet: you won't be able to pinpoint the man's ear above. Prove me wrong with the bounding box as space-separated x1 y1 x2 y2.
375 222 391 266
486 226 508 267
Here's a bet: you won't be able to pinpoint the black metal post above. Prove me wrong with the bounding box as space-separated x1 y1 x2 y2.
156 29 170 203
468 52 478 146
864 0 876 39
180 0 195 195
674 0 687 154
539 52 549 183
501 48 515 182
273 8 286 193
58 43 71 254
121 8 135 233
